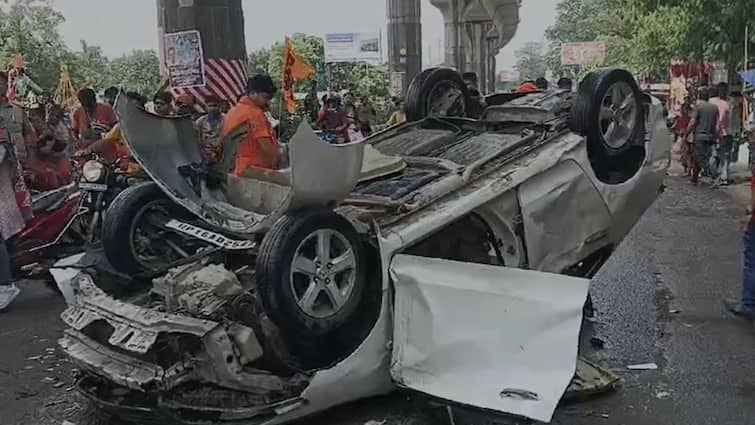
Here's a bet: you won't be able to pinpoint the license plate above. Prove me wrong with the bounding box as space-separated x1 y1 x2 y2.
79 183 108 192
165 219 256 250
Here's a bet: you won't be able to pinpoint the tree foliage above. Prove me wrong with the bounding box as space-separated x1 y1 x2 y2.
105 50 161 96
547 0 755 80
514 42 549 81
0 0 161 96
0 0 69 89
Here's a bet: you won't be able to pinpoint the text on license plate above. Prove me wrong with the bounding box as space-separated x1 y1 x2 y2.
165 219 256 250
79 183 108 192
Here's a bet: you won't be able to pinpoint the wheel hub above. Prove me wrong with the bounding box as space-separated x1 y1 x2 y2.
289 229 357 319
599 81 638 149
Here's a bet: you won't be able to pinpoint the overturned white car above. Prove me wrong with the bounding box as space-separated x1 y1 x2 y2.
58 68 671 424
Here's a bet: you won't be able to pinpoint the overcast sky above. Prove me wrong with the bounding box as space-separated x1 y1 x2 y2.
52 0 558 70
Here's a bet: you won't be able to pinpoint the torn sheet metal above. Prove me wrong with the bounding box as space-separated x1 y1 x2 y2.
60 330 173 390
389 254 589 423
288 121 365 208
115 94 272 235
563 358 622 401
61 274 220 355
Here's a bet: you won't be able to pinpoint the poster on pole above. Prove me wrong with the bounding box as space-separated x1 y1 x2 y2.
164 30 206 88
561 42 606 66
324 33 382 64
390 72 405 97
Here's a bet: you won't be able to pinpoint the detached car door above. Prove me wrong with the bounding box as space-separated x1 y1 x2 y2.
389 255 590 423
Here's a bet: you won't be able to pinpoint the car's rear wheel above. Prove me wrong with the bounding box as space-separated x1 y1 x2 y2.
407 67 470 121
569 69 647 184
256 210 367 340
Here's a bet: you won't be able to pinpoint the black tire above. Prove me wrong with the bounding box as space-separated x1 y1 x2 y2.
102 182 168 274
256 209 367 340
568 69 645 158
406 67 470 121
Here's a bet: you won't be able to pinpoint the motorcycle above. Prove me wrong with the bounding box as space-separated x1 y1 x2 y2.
10 182 88 276
77 154 146 243
10 155 142 277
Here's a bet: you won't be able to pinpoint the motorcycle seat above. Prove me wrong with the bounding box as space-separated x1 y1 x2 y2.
31 184 75 214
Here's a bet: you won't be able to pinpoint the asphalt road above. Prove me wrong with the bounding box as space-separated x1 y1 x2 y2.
2 178 755 425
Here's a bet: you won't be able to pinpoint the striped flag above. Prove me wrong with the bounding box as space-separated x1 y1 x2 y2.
172 58 248 110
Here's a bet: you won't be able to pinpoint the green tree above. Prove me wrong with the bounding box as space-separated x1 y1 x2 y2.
628 5 697 75
0 0 69 90
67 40 110 89
546 0 632 78
105 50 161 96
514 42 549 81
629 0 755 79
547 0 755 80
248 48 271 75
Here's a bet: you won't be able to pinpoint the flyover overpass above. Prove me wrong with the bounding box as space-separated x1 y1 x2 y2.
156 0 520 100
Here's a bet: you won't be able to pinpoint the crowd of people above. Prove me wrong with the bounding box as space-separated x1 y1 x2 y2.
665 80 755 318
671 82 744 187
0 71 290 310
303 83 407 144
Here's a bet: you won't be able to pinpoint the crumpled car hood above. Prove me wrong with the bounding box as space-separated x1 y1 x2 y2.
114 95 367 235
389 254 590 423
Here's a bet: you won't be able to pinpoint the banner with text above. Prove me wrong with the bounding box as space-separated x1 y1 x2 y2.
324 33 381 64
560 42 606 66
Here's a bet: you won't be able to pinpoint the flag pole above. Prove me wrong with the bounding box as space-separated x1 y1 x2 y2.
279 36 288 123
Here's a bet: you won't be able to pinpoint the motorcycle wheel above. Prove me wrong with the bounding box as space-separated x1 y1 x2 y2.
102 182 191 275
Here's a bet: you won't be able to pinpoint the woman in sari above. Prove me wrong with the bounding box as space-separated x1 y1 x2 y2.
0 71 33 310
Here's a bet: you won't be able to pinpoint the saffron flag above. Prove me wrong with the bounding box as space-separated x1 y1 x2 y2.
282 38 315 113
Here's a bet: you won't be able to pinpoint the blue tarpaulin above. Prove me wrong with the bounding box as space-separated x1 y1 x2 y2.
740 69 755 88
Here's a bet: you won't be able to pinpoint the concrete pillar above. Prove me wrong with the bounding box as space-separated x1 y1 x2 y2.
431 0 465 70
387 0 422 93
158 0 246 62
157 0 247 102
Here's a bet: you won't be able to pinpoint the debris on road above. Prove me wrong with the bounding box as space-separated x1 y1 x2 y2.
590 337 606 349
15 389 40 400
563 358 622 401
626 363 658 370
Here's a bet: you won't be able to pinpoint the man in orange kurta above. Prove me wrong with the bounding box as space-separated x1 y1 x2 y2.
221 75 282 174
